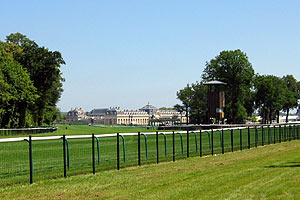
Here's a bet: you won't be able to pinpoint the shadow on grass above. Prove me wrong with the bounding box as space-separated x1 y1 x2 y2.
265 162 300 168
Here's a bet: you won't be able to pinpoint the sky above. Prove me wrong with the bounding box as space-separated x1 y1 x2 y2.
1 0 300 112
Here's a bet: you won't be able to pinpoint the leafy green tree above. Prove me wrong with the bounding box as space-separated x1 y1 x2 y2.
189 82 207 124
0 41 38 127
176 82 207 124
282 75 298 122
176 84 193 124
297 81 300 110
244 89 255 119
202 49 255 123
6 33 65 126
254 75 287 123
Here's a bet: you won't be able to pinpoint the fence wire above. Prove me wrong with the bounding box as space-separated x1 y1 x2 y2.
0 125 299 186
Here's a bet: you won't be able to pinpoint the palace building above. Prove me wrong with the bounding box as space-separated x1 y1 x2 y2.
66 103 187 125
65 107 87 121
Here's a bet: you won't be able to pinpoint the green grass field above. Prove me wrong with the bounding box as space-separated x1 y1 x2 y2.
0 125 298 187
0 124 158 138
1 138 300 199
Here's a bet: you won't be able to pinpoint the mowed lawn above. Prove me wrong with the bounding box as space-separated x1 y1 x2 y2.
1 140 300 199
0 125 158 138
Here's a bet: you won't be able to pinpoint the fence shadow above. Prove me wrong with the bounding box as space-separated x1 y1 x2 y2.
264 162 300 168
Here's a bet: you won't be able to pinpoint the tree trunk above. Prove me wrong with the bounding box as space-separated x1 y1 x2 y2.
1 111 11 127
276 110 280 123
269 109 272 124
263 108 267 124
231 89 238 124
1 104 13 127
286 108 289 123
197 110 200 125
17 102 27 128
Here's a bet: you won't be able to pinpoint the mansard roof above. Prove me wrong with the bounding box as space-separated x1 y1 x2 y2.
88 108 109 115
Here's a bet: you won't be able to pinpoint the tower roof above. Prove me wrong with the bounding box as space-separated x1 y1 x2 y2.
140 103 158 110
203 80 227 85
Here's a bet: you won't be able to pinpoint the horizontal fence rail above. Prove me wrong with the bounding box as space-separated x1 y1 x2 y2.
0 124 300 186
0 127 57 136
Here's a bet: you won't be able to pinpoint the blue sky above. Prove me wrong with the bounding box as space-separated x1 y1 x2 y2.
1 0 300 111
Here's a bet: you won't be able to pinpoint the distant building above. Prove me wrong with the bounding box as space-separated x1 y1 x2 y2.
140 103 158 116
151 109 187 125
66 103 188 126
279 115 299 123
65 107 87 121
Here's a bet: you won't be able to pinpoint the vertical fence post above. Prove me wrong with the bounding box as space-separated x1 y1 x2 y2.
200 130 202 157
187 130 189 158
293 125 295 140
239 129 242 151
211 129 214 156
221 129 224 154
296 125 298 139
279 125 282 143
172 131 175 162
248 127 250 149
282 125 284 141
29 136 33 184
63 135 67 178
288 125 290 141
285 126 289 141
95 137 100 165
289 125 291 141
291 125 293 140
294 125 296 140
117 133 120 170
156 131 159 164
291 125 292 141
284 125 287 141
262 126 264 146
138 132 141 166
268 125 270 145
231 129 234 152
255 126 258 148
296 125 299 140
92 134 95 174
273 125 276 144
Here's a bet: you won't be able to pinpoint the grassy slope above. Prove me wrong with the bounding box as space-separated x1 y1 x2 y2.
1 140 300 199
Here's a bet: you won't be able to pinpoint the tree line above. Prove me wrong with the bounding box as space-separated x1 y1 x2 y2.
176 49 300 124
0 33 65 128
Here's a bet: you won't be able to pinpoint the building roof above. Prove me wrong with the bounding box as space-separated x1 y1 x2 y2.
203 80 227 85
88 109 109 116
140 103 158 110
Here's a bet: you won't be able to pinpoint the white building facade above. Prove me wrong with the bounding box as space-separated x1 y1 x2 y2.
66 103 187 125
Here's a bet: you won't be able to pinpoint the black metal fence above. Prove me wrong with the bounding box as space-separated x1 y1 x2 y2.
0 127 57 136
0 124 299 186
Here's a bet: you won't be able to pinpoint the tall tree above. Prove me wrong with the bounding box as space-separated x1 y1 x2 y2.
282 75 298 122
202 49 254 123
176 84 193 124
0 41 38 127
189 82 207 124
254 75 287 124
176 82 207 124
6 33 65 126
